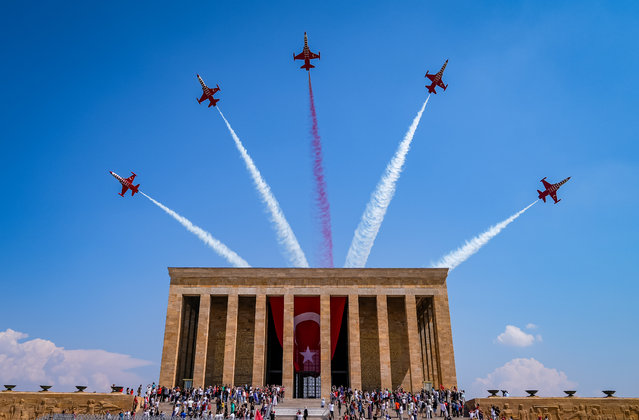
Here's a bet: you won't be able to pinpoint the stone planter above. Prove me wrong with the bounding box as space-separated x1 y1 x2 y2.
525 390 538 397
39 385 52 392
487 390 499 397
3 385 16 392
603 390 616 398
75 386 87 392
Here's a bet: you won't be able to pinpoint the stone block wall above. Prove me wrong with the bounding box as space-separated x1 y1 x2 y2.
388 296 411 390
234 295 256 385
359 296 381 390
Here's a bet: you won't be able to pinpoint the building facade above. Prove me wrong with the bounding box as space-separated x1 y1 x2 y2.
159 268 456 398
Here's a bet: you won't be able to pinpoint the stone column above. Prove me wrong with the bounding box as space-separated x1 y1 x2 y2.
222 293 239 385
159 291 182 387
405 295 424 392
282 294 294 394
252 294 267 387
320 295 331 399
348 294 362 390
433 293 457 388
192 294 211 387
377 295 392 390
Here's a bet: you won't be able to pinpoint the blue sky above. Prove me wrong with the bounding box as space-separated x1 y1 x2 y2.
1 0 638 396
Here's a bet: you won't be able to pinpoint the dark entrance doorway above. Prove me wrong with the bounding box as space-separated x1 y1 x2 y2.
294 372 321 398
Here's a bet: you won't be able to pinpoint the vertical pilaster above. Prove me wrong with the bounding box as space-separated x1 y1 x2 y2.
320 295 332 398
222 293 239 385
282 294 294 394
348 294 362 390
159 291 182 387
377 295 392 390
192 294 211 387
252 294 267 387
433 292 457 388
405 295 424 392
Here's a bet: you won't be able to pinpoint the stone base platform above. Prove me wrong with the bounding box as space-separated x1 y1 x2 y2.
466 397 639 419
0 391 138 419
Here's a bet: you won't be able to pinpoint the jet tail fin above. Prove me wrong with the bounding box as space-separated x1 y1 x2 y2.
537 190 546 202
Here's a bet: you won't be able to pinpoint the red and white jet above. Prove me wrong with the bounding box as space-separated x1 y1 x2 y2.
110 171 140 197
294 32 320 71
196 74 220 107
537 176 571 204
425 59 449 94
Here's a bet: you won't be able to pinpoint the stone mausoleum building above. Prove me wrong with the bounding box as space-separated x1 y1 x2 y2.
159 268 456 398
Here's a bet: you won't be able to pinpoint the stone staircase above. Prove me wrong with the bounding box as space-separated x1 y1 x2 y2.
153 399 329 419
268 399 328 420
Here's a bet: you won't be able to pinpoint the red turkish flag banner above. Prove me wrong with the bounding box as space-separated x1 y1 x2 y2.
294 296 320 373
269 296 284 347
330 297 346 359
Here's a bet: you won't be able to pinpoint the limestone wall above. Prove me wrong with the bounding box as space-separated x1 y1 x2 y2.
467 397 639 419
0 391 137 419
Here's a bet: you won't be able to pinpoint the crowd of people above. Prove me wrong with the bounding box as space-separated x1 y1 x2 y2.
117 383 466 419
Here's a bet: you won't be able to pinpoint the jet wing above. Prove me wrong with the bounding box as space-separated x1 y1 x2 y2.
309 51 320 59
121 185 129 196
126 173 136 182
550 192 559 203
437 79 447 89
199 93 208 102
294 52 306 60
542 179 552 189
426 73 437 82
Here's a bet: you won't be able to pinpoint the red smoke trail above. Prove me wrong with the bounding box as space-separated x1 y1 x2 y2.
308 73 333 267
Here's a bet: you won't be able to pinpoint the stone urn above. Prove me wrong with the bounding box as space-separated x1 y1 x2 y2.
525 389 538 397
603 390 616 398
39 385 52 392
3 385 16 391
487 390 500 397
111 385 124 393
75 386 87 392
564 390 577 397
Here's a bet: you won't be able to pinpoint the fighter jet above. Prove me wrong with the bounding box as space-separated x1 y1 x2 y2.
425 59 449 94
110 171 140 197
294 32 320 71
537 176 571 204
196 74 220 107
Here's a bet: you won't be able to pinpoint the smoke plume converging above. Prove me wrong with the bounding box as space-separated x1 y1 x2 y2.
432 201 538 271
308 74 333 267
141 192 250 267
216 108 309 267
344 96 430 268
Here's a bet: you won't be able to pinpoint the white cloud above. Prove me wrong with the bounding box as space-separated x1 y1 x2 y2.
471 358 577 398
0 329 152 392
525 323 538 330
496 325 539 347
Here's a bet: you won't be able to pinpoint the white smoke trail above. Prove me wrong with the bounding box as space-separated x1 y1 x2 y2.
216 108 309 268
432 201 538 271
344 97 430 268
141 192 250 268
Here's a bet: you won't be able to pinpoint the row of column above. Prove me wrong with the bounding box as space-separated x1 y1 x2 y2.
159 292 456 394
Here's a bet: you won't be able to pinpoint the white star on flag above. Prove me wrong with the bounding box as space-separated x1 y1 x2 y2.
300 346 316 364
